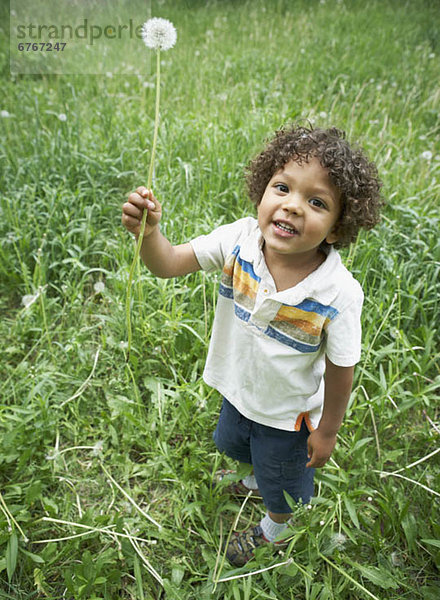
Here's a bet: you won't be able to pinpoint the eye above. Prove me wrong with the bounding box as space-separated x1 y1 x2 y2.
274 183 289 193
309 197 326 209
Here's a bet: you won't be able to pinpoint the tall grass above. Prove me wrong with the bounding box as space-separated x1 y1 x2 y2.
0 0 439 598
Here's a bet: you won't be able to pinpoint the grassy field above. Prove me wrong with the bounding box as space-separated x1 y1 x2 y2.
1 0 439 597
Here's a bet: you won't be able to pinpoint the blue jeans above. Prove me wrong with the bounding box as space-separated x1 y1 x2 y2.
213 398 315 513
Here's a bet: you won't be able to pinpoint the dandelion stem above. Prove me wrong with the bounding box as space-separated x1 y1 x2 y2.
215 557 294 583
38 517 157 545
373 469 440 497
100 461 162 530
0 492 28 542
126 49 161 360
391 446 440 474
59 345 100 408
124 528 164 587
319 553 381 600
213 490 253 589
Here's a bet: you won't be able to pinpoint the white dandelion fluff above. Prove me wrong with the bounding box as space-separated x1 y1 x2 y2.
58 113 67 122
141 18 177 51
1 110 11 118
329 532 347 550
391 551 403 567
22 294 38 308
92 440 104 456
45 450 59 461
421 150 433 161
93 281 105 294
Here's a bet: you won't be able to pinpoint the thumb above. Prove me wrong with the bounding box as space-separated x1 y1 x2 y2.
306 436 313 468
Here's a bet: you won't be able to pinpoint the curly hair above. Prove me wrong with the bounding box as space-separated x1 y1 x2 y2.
245 125 383 248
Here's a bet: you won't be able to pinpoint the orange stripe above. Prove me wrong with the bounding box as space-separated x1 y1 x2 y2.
274 317 322 337
294 411 314 432
233 265 259 299
277 305 322 322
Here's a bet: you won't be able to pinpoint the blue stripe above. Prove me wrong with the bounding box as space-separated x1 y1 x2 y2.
265 325 322 353
292 299 339 320
234 304 251 322
236 254 261 283
219 283 233 299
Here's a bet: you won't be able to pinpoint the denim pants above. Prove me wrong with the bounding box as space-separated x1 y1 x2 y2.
213 398 315 513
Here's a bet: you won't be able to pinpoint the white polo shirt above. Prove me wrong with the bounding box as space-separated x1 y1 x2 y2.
190 217 364 432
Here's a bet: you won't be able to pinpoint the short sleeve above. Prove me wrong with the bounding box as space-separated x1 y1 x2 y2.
189 217 256 273
325 287 364 367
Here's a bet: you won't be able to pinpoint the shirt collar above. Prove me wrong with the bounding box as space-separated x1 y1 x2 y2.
239 221 342 305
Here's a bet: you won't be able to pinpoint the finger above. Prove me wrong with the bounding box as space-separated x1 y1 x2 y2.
123 201 143 219
127 192 148 208
135 186 149 197
145 190 160 210
127 194 155 213
121 213 141 231
306 442 313 468
306 455 328 469
307 436 312 460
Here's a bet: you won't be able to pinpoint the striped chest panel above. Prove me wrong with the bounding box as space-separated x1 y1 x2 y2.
266 299 339 352
218 245 339 352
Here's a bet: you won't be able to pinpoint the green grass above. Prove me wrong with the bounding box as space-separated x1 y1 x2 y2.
1 0 439 597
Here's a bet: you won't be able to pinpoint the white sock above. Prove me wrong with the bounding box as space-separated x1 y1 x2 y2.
260 513 288 542
241 474 258 490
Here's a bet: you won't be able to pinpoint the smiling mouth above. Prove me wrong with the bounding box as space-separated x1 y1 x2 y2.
273 221 299 235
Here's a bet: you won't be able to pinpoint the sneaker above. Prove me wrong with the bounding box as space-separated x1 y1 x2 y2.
214 469 262 499
226 525 287 567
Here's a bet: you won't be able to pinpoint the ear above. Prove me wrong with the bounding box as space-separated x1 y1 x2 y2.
325 228 339 245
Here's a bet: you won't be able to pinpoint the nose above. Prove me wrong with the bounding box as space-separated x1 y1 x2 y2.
282 192 304 215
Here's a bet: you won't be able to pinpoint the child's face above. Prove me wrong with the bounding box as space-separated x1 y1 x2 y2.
257 157 341 264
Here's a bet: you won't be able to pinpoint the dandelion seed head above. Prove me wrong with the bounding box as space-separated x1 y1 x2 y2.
141 18 177 51
330 532 347 549
94 281 105 294
45 451 59 461
421 150 433 160
1 110 11 118
58 113 67 122
92 440 104 456
22 294 38 308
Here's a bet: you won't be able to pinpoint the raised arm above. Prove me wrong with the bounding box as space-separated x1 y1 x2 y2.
122 186 201 278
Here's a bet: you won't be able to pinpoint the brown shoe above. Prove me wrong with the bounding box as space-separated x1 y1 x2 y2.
214 469 263 499
226 525 287 567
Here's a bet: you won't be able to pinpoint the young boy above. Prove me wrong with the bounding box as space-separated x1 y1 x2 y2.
122 125 383 567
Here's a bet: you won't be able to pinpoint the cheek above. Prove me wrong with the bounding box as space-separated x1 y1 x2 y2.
256 200 266 219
